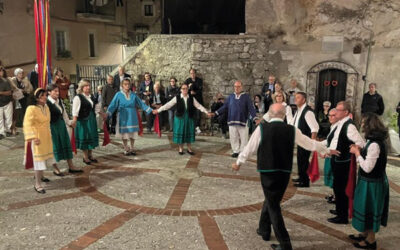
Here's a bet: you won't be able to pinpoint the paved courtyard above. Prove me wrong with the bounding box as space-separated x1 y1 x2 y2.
0 130 399 250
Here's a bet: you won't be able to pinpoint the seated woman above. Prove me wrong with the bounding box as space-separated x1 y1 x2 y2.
349 112 389 250
152 82 212 155
263 90 293 123
106 78 152 155
318 101 331 139
71 80 99 165
148 82 167 132
23 88 54 194
47 84 82 176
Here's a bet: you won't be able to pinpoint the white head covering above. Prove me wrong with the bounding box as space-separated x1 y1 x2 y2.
14 68 23 76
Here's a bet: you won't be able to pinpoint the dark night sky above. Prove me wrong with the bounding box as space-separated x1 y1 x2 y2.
163 0 245 34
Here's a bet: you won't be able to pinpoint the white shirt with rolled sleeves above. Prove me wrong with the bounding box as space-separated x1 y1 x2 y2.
329 116 365 150
158 94 209 114
48 96 72 126
237 118 330 166
291 103 319 133
357 142 380 173
72 94 93 117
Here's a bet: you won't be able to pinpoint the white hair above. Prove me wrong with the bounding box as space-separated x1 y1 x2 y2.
14 68 23 76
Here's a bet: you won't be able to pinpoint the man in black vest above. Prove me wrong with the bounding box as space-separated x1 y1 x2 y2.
291 92 319 187
232 103 329 250
327 101 365 224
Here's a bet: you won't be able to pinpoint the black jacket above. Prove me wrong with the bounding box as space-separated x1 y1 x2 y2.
361 92 385 115
113 73 131 92
149 91 167 107
101 84 117 108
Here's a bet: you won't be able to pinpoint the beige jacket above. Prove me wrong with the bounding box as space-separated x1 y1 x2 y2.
9 77 33 94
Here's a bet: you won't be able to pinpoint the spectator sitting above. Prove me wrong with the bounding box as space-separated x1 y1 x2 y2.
253 94 265 116
148 82 166 132
317 101 331 139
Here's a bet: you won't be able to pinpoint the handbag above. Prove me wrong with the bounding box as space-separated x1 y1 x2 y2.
12 88 24 101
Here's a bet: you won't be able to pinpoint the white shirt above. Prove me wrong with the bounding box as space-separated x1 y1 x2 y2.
237 118 329 165
72 93 93 117
158 94 209 114
263 102 293 124
329 116 365 150
357 141 380 173
119 75 124 84
291 103 319 133
48 96 72 126
321 122 339 146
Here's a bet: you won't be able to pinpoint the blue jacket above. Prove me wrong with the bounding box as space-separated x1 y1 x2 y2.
216 92 256 126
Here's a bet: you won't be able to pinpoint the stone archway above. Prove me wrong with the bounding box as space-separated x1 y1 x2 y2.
306 61 360 117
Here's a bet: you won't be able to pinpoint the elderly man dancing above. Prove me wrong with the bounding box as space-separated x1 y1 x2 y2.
215 81 258 158
232 104 329 250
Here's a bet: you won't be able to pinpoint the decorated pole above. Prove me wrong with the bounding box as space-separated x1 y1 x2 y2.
34 0 52 89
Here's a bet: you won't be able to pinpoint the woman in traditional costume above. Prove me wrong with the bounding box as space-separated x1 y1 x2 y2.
47 84 83 175
23 88 54 194
106 78 152 155
71 80 99 165
153 82 212 155
349 112 389 249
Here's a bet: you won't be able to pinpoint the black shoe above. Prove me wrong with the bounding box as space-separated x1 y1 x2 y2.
179 151 185 155
34 186 46 194
53 171 65 177
88 157 98 163
231 153 239 158
130 151 137 156
41 177 50 182
5 132 13 137
68 168 84 174
329 209 337 215
83 159 91 165
187 150 195 155
292 178 300 182
353 240 377 249
256 228 270 241
0 134 4 140
349 234 367 241
327 216 348 224
270 244 286 250
327 198 336 204
294 182 310 188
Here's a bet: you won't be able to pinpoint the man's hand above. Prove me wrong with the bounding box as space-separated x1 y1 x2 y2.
190 90 196 95
152 109 158 115
255 119 261 126
232 163 240 171
350 144 361 157
329 149 341 157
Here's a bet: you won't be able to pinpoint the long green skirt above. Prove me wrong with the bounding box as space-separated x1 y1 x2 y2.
75 112 99 150
173 111 195 144
323 158 333 188
50 119 73 162
352 175 389 233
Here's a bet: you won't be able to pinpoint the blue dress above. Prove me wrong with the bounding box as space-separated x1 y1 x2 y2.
107 91 152 134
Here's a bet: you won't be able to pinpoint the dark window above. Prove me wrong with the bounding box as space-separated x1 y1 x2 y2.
56 30 67 56
89 33 96 57
144 4 153 16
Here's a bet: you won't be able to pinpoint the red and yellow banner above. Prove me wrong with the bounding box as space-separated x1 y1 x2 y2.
34 0 52 89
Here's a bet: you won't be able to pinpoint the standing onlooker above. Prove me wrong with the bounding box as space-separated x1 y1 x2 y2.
215 81 258 158
71 80 99 165
27 64 39 92
148 82 167 132
328 101 365 224
94 85 103 131
263 90 293 124
9 68 33 128
361 83 385 115
102 74 117 134
287 79 301 109
274 82 288 101
165 77 180 132
291 92 319 188
318 101 331 139
113 66 131 92
211 93 228 139
23 88 54 194
185 68 204 134
253 94 265 115
261 75 276 96
0 66 13 139
53 67 71 115
138 72 154 103
349 113 389 249
106 78 152 155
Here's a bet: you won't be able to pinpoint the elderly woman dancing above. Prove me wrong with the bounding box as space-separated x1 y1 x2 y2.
153 82 212 155
71 79 99 165
23 88 54 194
106 78 152 155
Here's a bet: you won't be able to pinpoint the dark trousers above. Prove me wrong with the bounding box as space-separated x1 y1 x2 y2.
331 159 349 219
107 112 117 134
296 147 311 183
259 172 292 250
194 109 201 128
147 112 165 131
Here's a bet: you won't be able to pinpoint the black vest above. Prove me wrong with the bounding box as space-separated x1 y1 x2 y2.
334 119 354 162
326 126 337 147
175 94 195 118
78 94 95 120
47 99 64 124
297 105 313 137
257 121 295 173
360 140 387 179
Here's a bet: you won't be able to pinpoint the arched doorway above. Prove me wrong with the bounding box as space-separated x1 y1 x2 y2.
316 69 347 115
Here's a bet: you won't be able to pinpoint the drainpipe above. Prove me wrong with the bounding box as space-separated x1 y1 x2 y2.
361 2 374 94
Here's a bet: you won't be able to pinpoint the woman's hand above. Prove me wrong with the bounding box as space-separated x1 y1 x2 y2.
33 138 40 145
71 120 77 128
152 109 158 115
349 144 360 156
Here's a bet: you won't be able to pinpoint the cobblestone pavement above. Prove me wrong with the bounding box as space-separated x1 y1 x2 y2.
0 130 399 250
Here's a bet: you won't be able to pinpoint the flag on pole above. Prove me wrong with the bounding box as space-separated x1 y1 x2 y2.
34 0 52 89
